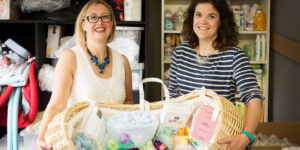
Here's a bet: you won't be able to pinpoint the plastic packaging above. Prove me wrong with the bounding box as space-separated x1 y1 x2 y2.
247 4 258 31
108 26 144 64
55 36 75 58
155 127 174 150
231 5 240 28
261 35 266 60
174 136 193 150
164 9 174 30
21 0 71 13
131 63 144 90
175 7 184 30
254 5 266 31
106 111 159 147
239 11 246 31
172 128 185 150
241 3 250 31
38 64 54 92
256 34 261 61
249 44 256 61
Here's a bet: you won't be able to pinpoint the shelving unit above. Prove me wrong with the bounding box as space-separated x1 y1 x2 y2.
161 0 270 122
1 0 163 141
0 0 160 108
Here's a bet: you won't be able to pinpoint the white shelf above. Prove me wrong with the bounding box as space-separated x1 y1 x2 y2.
239 31 267 34
250 60 268 64
164 30 182 34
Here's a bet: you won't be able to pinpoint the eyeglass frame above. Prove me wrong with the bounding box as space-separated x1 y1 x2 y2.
83 15 112 23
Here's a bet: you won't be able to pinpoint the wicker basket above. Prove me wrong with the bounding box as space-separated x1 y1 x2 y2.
45 78 245 150
188 89 245 150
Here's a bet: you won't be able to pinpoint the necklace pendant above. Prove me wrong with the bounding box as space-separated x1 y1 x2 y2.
86 46 110 74
195 54 209 65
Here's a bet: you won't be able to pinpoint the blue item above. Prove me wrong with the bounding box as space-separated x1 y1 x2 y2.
72 133 96 150
241 130 255 145
164 20 174 30
7 88 21 150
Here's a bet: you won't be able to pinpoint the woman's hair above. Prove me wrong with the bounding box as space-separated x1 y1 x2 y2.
181 0 239 50
75 0 116 46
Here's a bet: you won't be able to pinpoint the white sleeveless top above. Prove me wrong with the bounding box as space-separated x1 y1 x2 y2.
67 45 126 107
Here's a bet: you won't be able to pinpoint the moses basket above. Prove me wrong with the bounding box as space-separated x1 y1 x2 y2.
45 78 245 150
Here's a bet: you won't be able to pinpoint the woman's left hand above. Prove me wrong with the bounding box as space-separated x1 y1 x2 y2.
217 133 250 150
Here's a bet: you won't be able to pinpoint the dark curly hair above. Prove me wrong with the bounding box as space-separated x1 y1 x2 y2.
181 0 239 51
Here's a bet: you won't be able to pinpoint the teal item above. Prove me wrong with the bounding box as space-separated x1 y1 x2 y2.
118 141 134 149
12 88 21 150
7 88 21 150
156 127 173 150
241 130 255 145
164 20 174 30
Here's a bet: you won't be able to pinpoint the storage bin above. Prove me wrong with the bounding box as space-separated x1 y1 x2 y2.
108 26 144 63
20 129 38 150
131 63 144 90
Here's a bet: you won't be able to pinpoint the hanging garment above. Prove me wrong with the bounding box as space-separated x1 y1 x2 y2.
0 61 38 128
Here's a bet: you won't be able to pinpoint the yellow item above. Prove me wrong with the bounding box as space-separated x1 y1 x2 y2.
172 128 185 150
171 34 176 47
176 34 180 46
260 104 265 122
254 5 266 31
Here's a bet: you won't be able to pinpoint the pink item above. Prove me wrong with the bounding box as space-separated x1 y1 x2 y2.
191 106 218 142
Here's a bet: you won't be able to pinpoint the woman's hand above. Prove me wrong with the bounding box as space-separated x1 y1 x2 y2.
36 139 51 150
217 133 250 150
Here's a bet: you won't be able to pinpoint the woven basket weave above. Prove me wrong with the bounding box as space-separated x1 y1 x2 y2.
45 78 245 150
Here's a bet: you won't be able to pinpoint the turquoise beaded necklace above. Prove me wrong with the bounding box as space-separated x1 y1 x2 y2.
86 46 110 73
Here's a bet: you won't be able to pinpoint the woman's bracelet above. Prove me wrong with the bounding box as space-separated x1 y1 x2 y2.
241 130 255 145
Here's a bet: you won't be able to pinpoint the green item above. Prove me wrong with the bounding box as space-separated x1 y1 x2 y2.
156 127 174 150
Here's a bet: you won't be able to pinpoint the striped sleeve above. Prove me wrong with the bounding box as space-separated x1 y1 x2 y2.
168 46 180 98
232 49 263 104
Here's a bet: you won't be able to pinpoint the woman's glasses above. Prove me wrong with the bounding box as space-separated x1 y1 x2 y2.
84 15 112 23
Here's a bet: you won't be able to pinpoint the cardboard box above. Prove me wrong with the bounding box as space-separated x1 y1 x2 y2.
249 122 300 150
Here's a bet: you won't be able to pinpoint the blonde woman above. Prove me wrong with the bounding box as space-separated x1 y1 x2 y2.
36 0 133 149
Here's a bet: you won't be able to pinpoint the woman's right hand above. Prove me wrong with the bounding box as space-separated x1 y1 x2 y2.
36 139 51 150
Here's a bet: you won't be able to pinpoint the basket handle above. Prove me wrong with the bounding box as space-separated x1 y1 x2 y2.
139 77 170 111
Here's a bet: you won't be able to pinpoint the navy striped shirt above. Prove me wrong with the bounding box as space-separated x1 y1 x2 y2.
168 43 262 104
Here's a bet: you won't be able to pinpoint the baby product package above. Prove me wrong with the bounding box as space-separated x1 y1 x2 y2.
106 111 159 148
67 101 107 148
158 101 193 132
189 91 221 149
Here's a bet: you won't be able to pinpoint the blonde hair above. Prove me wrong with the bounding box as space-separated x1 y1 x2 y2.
74 0 116 46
